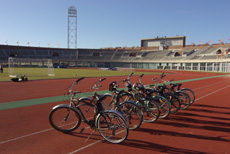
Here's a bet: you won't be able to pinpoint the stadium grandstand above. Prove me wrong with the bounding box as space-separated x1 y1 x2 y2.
0 36 230 72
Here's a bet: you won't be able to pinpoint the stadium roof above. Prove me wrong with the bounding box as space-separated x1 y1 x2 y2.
141 36 185 41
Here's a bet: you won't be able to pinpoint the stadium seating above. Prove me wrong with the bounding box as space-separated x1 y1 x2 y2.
0 44 229 72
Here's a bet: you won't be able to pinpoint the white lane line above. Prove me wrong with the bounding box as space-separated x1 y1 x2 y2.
0 128 53 145
195 84 230 101
68 139 104 154
193 79 230 91
68 129 126 154
0 117 92 145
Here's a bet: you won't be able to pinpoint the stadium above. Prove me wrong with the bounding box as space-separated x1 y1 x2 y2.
1 2 230 154
1 36 230 74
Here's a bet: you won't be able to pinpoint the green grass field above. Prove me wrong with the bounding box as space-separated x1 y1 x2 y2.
0 67 158 82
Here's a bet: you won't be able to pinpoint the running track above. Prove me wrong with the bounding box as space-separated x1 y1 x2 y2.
0 71 229 154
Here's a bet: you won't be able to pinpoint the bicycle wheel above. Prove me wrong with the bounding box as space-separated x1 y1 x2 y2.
153 95 171 119
118 101 143 130
176 91 190 110
164 93 181 114
49 106 81 133
97 111 129 144
119 92 134 102
181 88 195 105
101 93 114 110
140 99 160 123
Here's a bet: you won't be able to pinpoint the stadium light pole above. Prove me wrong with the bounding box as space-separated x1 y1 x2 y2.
68 6 77 49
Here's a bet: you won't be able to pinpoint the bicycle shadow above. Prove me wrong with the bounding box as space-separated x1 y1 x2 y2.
133 127 229 142
121 138 208 154
65 130 106 143
192 103 230 110
185 107 230 115
175 112 230 121
164 114 229 128
156 118 230 134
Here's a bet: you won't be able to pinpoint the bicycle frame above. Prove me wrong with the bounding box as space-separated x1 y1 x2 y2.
75 78 112 126
78 78 112 109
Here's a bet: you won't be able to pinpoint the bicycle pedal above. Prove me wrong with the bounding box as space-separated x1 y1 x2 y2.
80 128 85 133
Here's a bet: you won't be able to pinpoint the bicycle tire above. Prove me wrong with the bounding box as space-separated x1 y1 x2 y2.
153 95 171 119
109 93 143 130
164 93 181 113
117 101 143 130
181 88 195 104
139 98 160 123
119 92 160 123
176 91 190 110
97 111 129 144
100 93 114 110
49 105 81 133
118 92 134 102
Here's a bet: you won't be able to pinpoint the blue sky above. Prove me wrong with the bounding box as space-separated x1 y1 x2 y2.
0 0 229 49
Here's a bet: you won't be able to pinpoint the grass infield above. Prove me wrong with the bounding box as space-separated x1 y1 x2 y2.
0 67 158 81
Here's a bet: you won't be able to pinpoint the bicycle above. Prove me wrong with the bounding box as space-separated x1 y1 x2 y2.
176 83 195 105
75 77 142 130
138 74 171 119
118 73 160 123
105 78 143 130
158 73 192 109
146 73 181 113
49 77 129 144
151 73 190 110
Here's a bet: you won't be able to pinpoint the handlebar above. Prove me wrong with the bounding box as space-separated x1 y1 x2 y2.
69 77 85 94
117 79 127 85
92 78 106 90
112 77 131 90
139 74 144 83
152 73 174 86
76 77 85 83
99 78 106 82
129 72 134 77
151 72 166 85
127 72 134 83
111 73 133 91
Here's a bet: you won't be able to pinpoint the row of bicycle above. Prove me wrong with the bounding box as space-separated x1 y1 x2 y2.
48 72 195 144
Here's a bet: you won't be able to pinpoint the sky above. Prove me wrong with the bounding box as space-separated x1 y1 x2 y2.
0 0 230 49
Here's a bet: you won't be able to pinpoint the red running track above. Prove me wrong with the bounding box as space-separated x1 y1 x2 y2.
0 71 229 154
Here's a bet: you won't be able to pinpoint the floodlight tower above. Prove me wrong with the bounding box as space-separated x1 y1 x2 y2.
68 6 77 49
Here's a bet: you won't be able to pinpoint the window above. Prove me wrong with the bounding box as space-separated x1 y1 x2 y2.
52 52 59 57
93 52 100 56
200 63 206 71
10 52 18 57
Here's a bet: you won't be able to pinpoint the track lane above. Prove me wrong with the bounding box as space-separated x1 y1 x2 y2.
0 72 230 154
